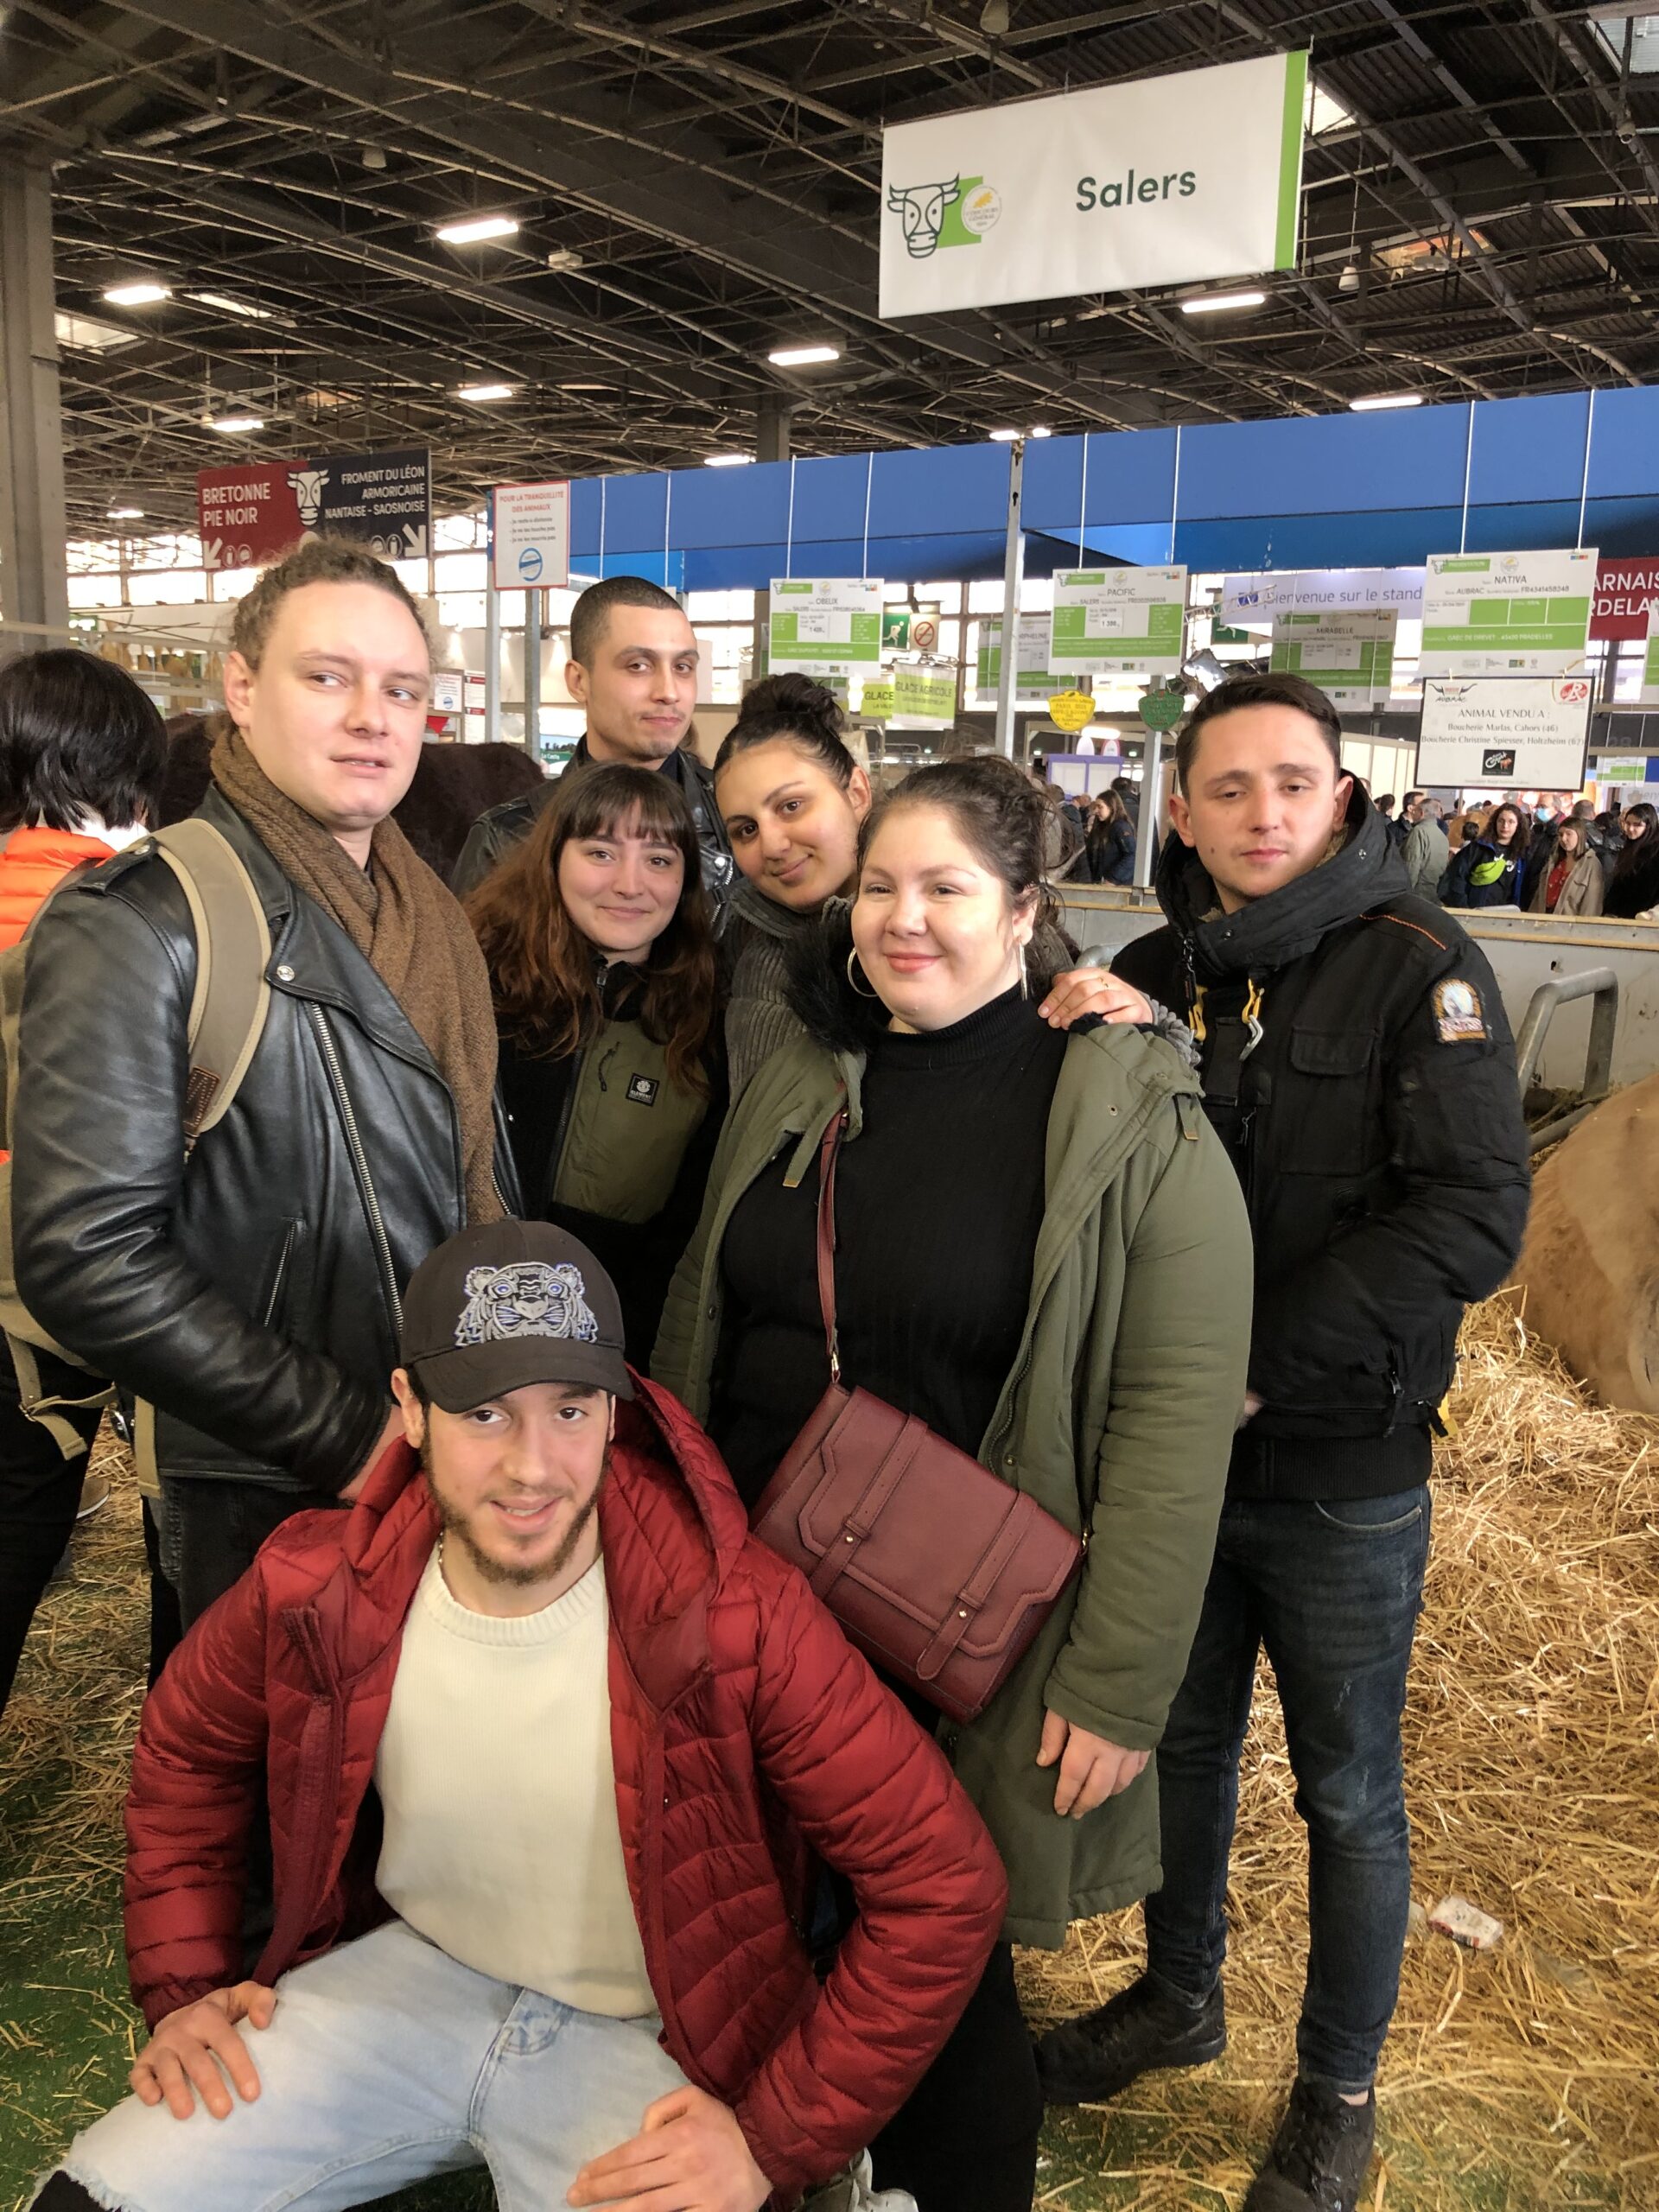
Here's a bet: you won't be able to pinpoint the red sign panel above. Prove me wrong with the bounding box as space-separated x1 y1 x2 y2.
1591 556 1659 642
196 464 303 571
196 448 431 571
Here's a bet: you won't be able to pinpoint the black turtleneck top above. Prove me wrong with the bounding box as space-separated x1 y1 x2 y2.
711 985 1066 1509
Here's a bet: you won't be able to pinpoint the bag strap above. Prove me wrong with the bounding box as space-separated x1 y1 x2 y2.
149 818 273 1153
814 1107 847 1384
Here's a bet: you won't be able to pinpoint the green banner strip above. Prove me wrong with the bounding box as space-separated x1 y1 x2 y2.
1275 51 1309 270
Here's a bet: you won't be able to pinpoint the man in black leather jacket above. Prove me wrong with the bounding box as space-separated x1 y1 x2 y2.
1037 674 1529 2212
450 575 734 912
11 539 512 1626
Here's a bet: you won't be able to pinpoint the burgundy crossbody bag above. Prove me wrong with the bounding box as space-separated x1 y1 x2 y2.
750 1108 1083 1724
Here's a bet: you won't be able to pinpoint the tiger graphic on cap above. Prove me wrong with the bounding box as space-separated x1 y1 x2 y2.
454 1261 600 1349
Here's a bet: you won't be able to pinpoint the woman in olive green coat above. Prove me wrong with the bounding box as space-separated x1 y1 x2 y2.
654 757 1251 2212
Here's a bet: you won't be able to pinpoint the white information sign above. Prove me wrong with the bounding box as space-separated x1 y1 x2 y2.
1419 549 1597 677
880 52 1306 318
1223 568 1425 625
976 614 1063 700
769 578 885 677
493 480 571 592
1052 567 1186 675
1269 608 1397 708
1416 678 1593 790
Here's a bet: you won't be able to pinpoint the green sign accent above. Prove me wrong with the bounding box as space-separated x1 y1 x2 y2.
976 620 1058 697
1211 622 1251 645
935 175 987 252
1138 684 1187 730
1052 599 1185 662
1269 617 1395 698
861 680 895 721
892 668 957 721
1421 596 1590 657
1274 50 1307 270
770 610 882 665
881 611 912 651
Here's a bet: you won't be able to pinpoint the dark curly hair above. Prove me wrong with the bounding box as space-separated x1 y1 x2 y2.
715 672 858 789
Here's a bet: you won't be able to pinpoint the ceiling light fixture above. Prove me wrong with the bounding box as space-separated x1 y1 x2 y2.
1338 262 1361 295
1179 289 1267 315
1350 391 1424 411
456 383 514 402
704 453 754 467
108 506 144 520
435 214 519 245
103 282 170 307
209 414 264 433
981 0 1011 31
544 248 584 273
988 427 1020 441
768 343 841 366
1028 424 1052 438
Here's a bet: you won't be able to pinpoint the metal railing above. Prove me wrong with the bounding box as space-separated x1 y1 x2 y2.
1514 966 1620 1153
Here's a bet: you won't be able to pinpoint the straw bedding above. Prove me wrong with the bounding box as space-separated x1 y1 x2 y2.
2 1297 1655 2209
1019 1294 1659 2208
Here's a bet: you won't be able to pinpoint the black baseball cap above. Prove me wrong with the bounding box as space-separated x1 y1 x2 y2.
399 1220 633 1413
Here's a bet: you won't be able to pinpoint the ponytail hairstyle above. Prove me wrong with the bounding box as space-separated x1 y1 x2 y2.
715 672 858 788
465 763 718 1091
856 754 1076 995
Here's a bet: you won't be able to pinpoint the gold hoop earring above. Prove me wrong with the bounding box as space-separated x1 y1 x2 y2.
846 946 880 999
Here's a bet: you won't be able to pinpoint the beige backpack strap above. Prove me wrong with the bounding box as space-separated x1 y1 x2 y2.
5 1333 106 1461
151 818 273 1151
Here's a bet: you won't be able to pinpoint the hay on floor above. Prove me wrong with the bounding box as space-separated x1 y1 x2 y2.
1020 1294 1659 2208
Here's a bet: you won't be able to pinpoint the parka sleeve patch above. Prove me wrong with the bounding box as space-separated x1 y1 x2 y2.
1431 976 1489 1044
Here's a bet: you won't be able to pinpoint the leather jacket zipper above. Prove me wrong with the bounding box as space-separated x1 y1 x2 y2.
305 1002 403 1337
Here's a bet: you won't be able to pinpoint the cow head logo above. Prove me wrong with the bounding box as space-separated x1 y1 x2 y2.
887 176 962 258
287 466 330 527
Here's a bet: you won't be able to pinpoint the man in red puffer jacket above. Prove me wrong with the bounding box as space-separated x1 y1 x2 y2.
0 650 167 1721
33 1220 1007 2212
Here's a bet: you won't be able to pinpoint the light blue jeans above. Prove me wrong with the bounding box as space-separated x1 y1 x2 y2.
48 1917 690 2212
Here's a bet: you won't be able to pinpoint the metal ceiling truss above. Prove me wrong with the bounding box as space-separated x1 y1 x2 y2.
3 0 1657 535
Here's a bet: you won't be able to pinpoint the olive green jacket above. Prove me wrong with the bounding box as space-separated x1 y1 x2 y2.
653 1020 1253 1947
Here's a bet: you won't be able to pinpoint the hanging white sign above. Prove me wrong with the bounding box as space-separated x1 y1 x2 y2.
1419 549 1598 678
1416 678 1593 789
1270 608 1397 708
769 579 885 677
492 480 571 592
1222 568 1426 625
880 52 1306 318
1051 567 1186 675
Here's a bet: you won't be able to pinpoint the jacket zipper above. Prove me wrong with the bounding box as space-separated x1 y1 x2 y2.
544 1045 585 1208
306 1001 403 1337
257 1608 346 1984
261 1222 299 1327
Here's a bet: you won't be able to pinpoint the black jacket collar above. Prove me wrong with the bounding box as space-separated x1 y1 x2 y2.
1154 783 1410 982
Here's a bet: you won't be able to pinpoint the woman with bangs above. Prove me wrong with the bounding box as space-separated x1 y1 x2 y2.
467 763 724 1360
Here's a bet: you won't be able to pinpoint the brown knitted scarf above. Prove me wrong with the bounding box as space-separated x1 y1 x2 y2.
212 727 502 1224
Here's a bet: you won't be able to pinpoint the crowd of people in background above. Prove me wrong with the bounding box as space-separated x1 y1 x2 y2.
15 543 1657 2212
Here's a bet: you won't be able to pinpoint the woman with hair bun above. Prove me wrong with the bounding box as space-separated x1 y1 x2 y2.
715 677 1156 1097
656 753 1253 2212
714 673 874 1097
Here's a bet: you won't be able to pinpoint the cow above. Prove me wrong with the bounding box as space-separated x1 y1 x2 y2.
287 466 330 527
1506 1070 1659 1415
887 176 962 258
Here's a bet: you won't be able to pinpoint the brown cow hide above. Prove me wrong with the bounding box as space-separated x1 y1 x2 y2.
1508 1071 1659 1414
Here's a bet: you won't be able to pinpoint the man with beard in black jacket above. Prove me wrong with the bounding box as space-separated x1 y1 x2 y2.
1036 673 1530 2212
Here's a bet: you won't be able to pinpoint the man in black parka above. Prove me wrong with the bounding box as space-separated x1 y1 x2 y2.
1036 673 1530 2212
